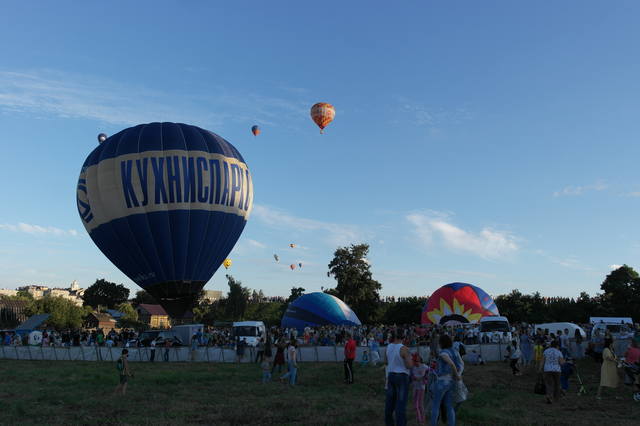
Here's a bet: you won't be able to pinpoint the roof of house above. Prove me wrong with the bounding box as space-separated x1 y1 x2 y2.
16 314 51 330
105 309 124 319
137 304 168 316
0 299 30 310
88 312 116 323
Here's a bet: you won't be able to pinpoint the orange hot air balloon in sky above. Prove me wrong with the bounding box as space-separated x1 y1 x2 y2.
290 264 296 270
310 102 335 133
251 125 260 136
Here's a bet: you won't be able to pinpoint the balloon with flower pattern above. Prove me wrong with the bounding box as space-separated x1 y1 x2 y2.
421 282 499 325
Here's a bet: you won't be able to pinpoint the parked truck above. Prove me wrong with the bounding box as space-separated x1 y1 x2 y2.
170 324 205 346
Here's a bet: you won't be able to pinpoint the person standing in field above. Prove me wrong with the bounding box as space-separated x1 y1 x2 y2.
280 339 298 386
410 353 428 425
344 332 357 384
430 334 462 426
540 340 564 404
272 338 286 374
164 339 171 362
597 338 619 399
114 349 133 396
149 338 156 362
261 351 273 383
384 331 413 426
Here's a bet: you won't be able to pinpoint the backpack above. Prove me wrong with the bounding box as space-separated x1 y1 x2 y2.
116 358 124 372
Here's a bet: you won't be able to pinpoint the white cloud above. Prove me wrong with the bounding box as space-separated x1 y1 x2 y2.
406 211 518 260
0 69 310 129
610 264 623 270
625 192 640 197
553 181 607 197
252 204 367 247
246 239 267 249
0 222 79 237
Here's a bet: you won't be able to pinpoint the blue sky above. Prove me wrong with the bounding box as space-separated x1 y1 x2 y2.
1 1 639 298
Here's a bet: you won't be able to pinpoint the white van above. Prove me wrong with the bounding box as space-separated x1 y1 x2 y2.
590 317 634 340
233 321 266 347
479 316 512 343
534 322 586 339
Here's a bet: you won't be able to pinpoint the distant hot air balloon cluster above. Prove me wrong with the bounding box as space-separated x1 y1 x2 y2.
86 100 336 316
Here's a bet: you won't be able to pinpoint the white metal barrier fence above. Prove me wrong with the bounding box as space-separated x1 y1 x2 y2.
0 339 632 363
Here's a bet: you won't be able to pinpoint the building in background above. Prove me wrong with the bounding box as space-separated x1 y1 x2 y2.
201 290 223 303
0 289 18 297
16 280 84 306
84 312 117 331
136 304 170 328
0 299 29 328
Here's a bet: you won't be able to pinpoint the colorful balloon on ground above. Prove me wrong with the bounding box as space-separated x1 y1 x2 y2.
251 125 260 136
421 282 499 325
310 102 335 133
223 258 232 269
77 122 253 318
290 264 296 270
281 292 361 332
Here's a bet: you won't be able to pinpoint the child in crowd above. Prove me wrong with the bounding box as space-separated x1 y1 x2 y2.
261 353 272 383
560 358 574 394
411 353 429 425
361 349 369 366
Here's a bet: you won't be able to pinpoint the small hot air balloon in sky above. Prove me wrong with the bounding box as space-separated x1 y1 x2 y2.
251 125 260 136
290 264 296 270
298 262 302 268
310 102 335 133
223 258 232 269
274 254 280 262
97 133 107 143
77 122 253 318
289 243 296 248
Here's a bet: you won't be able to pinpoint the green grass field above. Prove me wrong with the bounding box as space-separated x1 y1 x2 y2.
0 358 638 425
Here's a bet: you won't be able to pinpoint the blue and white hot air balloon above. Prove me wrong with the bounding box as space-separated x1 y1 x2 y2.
281 292 361 332
77 122 253 317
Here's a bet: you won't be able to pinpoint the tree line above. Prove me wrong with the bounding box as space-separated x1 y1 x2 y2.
2 244 638 329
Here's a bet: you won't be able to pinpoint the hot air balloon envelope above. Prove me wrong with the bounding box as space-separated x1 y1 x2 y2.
310 102 335 133
223 258 232 269
251 125 260 136
77 122 254 318
421 282 499 325
281 292 361 332
290 264 296 270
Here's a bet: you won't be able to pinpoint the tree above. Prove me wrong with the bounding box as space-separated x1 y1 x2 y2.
326 243 382 323
25 296 90 330
83 279 130 309
131 290 158 305
224 275 250 321
600 265 640 319
287 287 306 303
381 297 426 324
115 302 138 321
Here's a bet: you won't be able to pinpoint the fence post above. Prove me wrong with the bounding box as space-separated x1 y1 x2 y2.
334 345 338 362
27 345 33 360
15 346 19 360
53 345 58 361
315 345 319 362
